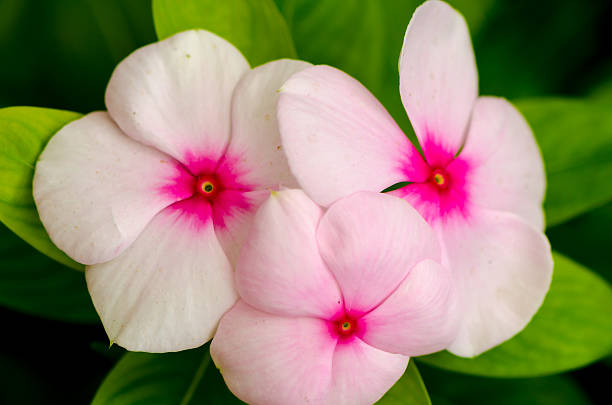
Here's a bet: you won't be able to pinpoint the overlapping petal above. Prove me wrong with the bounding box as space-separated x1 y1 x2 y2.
440 209 553 357
210 301 336 405
278 65 428 206
33 112 192 265
316 192 440 314
361 259 457 356
106 30 249 171
235 190 343 318
399 0 478 161
86 202 236 353
460 97 546 230
223 59 311 190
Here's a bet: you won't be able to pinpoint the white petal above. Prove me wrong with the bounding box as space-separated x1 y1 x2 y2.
440 209 553 357
226 59 311 189
399 0 478 157
86 202 237 352
33 112 192 265
106 30 249 169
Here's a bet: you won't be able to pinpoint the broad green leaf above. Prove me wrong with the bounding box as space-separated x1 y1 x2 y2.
0 224 97 323
419 364 591 405
152 0 296 67
547 202 612 284
516 98 612 227
377 360 431 405
418 252 612 377
0 107 83 270
275 0 495 139
92 345 243 404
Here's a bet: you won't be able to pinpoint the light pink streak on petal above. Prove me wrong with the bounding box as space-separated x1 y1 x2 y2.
106 30 249 169
211 301 336 405
460 97 546 230
33 112 193 265
439 209 553 357
399 0 478 159
326 338 409 405
212 189 269 266
361 259 458 356
235 190 343 318
227 59 312 190
278 65 428 207
317 192 440 314
86 202 237 352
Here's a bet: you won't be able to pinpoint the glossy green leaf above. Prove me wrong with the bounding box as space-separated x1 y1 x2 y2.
92 345 243 405
418 252 612 377
0 107 83 270
0 223 97 323
152 0 296 66
516 98 612 227
376 360 431 405
419 364 591 405
275 0 495 139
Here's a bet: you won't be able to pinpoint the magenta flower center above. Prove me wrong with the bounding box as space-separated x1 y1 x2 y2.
430 167 450 190
195 174 221 199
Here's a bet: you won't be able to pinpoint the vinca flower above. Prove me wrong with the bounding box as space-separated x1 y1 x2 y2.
211 190 457 405
33 30 309 352
277 0 553 356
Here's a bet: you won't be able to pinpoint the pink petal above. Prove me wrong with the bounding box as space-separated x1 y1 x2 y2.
105 30 249 169
33 112 192 265
460 97 546 230
440 209 553 357
278 65 428 207
211 189 269 266
210 301 336 405
316 192 440 314
399 0 478 159
326 339 409 405
86 203 237 352
235 190 343 318
361 259 458 356
224 59 311 190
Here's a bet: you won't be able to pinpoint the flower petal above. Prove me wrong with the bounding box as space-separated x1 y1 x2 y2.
33 112 192 265
224 59 311 189
440 209 553 357
399 0 478 158
316 192 440 314
106 30 249 170
460 97 546 230
278 65 428 207
210 301 336 405
361 259 457 356
326 339 409 405
86 202 236 352
235 190 343 318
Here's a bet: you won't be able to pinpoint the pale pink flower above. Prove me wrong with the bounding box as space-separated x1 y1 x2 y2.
277 0 553 356
211 190 457 405
33 30 310 352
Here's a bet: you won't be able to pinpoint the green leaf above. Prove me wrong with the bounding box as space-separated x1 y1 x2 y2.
376 360 431 405
275 0 495 141
152 0 296 67
0 223 97 323
515 98 612 227
92 345 243 405
418 252 612 377
0 106 83 270
419 364 591 405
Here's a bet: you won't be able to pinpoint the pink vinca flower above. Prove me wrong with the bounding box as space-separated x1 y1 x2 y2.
277 0 553 356
33 30 310 352
211 190 457 405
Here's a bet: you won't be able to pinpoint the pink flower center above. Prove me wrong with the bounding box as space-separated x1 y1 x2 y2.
430 167 450 190
329 313 363 343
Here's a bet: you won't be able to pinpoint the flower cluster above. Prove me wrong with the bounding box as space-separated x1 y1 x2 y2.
32 0 552 403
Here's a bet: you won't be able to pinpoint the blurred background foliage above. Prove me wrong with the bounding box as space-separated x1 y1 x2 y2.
0 0 611 403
